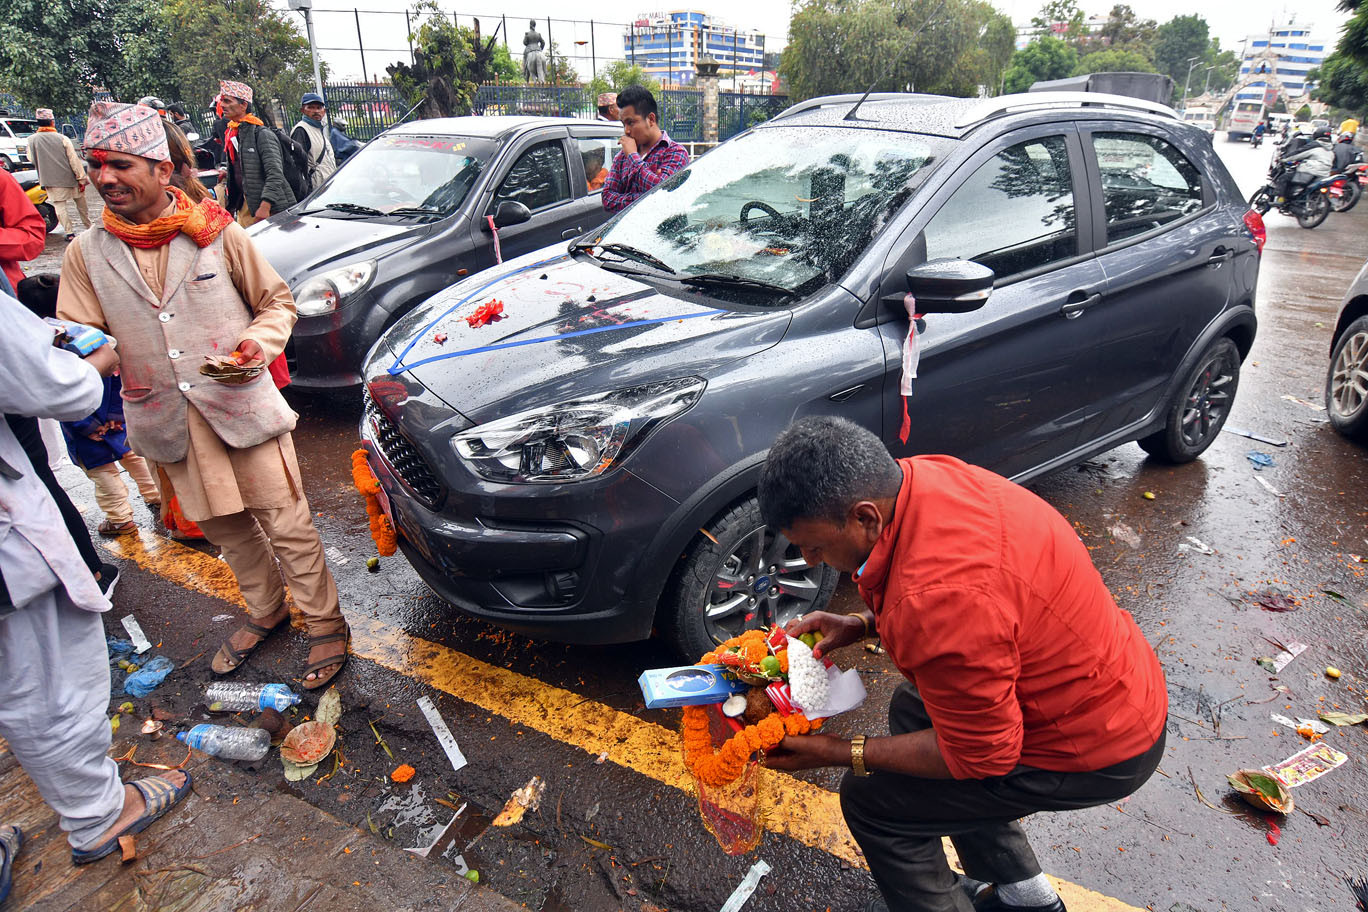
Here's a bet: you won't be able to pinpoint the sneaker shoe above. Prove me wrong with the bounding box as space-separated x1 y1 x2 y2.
974 887 1066 911
96 563 120 599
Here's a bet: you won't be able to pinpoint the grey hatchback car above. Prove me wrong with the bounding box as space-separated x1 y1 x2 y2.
361 91 1263 659
251 116 621 388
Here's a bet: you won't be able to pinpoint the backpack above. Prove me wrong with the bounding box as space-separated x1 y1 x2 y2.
267 125 312 201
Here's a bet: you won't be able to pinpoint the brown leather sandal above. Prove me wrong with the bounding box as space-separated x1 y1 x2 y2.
211 606 290 675
301 624 350 690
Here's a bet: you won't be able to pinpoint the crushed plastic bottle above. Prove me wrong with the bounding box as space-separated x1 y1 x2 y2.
204 682 301 713
177 724 272 761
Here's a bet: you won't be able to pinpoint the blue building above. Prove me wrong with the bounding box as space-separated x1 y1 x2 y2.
1237 24 1329 103
623 11 766 86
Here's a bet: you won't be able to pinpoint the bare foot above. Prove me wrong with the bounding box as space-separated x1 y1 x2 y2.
93 770 187 845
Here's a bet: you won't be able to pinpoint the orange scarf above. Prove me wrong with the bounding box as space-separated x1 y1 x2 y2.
102 185 236 250
225 113 265 162
36 125 57 133
227 114 265 129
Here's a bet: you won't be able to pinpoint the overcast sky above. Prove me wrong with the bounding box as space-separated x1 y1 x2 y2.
282 0 1352 82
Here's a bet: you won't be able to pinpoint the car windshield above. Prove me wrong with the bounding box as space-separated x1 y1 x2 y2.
307 133 493 217
4 120 37 138
593 127 946 294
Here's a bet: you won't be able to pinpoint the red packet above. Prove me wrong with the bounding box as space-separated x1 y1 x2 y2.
766 682 796 716
766 627 788 650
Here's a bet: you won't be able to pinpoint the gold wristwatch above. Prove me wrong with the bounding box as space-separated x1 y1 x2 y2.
851 734 870 777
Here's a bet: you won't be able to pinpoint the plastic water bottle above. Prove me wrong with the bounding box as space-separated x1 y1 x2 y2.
177 724 272 761
204 682 301 713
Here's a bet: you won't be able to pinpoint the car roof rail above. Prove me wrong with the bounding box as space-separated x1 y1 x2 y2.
954 92 1178 130
769 93 909 123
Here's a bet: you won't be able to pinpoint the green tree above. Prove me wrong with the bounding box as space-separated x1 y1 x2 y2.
1001 36 1078 94
1152 15 1209 90
782 0 1016 102
1030 0 1086 45
386 2 510 116
1312 53 1368 113
161 0 317 122
0 0 177 113
1073 48 1156 76
587 61 661 100
1295 103 1313 121
544 42 580 85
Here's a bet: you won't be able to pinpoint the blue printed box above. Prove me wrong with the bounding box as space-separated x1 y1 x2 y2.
638 664 750 710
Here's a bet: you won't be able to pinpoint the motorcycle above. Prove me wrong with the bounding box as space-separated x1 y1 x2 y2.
11 169 57 234
1249 160 1336 229
1251 131 1264 149
1328 162 1366 212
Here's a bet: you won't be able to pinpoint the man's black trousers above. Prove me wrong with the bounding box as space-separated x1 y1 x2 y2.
840 682 1164 911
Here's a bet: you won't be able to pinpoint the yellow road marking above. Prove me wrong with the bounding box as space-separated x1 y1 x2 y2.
99 528 1143 912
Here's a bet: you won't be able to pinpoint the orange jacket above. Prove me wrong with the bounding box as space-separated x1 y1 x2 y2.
856 456 1167 779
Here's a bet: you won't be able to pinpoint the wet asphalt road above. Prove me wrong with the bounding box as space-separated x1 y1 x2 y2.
30 134 1368 912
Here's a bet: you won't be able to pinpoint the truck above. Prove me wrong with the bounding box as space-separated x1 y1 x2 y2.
1028 72 1176 106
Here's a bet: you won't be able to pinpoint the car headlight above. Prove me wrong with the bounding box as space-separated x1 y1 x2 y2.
452 378 705 483
293 260 376 317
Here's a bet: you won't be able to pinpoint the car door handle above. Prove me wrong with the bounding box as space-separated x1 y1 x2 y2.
1060 291 1102 319
561 227 582 239
1207 246 1234 266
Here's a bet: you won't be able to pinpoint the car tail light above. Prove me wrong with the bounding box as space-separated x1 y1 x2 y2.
1243 210 1266 254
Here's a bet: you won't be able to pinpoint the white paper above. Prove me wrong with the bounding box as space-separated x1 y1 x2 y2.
718 859 771 912
1269 641 1307 673
1271 713 1330 735
417 695 468 772
121 615 152 654
786 638 866 718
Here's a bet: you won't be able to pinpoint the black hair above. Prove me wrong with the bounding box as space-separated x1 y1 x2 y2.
757 416 902 531
16 274 59 319
35 117 54 126
167 103 187 117
615 85 657 121
597 104 612 117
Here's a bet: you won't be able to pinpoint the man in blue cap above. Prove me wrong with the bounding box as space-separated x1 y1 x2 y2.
292 92 336 189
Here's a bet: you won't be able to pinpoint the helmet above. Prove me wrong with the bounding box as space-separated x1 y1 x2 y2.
138 95 166 111
1313 126 1332 141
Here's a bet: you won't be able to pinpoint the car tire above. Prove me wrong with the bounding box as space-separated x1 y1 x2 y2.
1138 337 1241 464
1326 315 1368 442
38 203 57 234
0 155 11 172
1331 179 1362 213
661 495 839 662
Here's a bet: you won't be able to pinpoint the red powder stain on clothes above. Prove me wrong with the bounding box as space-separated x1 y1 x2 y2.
1266 820 1281 845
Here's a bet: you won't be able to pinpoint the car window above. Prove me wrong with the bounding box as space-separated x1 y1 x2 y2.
494 141 571 212
306 134 492 217
576 137 616 193
1092 132 1204 244
924 135 1077 278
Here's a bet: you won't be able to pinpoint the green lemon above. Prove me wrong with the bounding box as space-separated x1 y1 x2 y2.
760 655 781 675
799 633 817 649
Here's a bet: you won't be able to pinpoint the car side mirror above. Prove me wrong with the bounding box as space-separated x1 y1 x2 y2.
488 200 531 230
905 259 995 313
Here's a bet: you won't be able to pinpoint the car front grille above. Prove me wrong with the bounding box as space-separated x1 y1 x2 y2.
363 391 443 505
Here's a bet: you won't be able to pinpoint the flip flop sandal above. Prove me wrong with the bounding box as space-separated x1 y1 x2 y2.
301 624 350 691
98 520 137 537
0 825 21 905
72 772 192 865
211 609 289 675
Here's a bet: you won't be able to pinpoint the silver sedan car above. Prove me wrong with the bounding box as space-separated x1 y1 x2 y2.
1328 259 1368 440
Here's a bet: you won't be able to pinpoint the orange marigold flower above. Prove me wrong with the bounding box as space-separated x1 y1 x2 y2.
390 763 416 783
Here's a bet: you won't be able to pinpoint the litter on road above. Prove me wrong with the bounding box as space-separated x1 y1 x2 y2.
1319 711 1368 726
1271 714 1330 736
718 859 771 912
492 776 545 827
417 695 468 773
123 656 175 697
1245 451 1275 470
1227 769 1293 813
1254 475 1286 498
1265 743 1350 787
1281 394 1326 411
1223 425 1289 446
1178 536 1215 555
1256 640 1307 673
121 615 153 654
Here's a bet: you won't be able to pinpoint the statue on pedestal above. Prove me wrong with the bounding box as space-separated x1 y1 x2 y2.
523 21 548 83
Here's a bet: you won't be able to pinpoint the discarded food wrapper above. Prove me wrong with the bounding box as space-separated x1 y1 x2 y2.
1246 451 1275 470
1227 769 1294 813
491 775 545 827
1256 641 1307 674
121 615 153 654
638 663 749 709
1319 711 1368 726
199 353 264 385
1272 713 1329 736
718 859 771 912
417 695 468 772
1177 536 1214 556
1265 742 1350 788
123 656 175 697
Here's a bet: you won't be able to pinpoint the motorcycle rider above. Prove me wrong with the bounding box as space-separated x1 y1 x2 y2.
1333 131 1364 173
1274 126 1334 203
1252 121 1266 148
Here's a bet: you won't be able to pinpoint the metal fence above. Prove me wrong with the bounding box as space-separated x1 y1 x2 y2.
322 82 407 140
717 92 789 141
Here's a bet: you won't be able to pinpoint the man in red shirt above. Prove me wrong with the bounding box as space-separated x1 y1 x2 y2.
759 416 1167 912
601 85 689 213
0 169 48 292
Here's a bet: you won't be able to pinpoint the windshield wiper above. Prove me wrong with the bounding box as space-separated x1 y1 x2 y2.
572 241 676 274
387 206 444 219
324 202 384 215
679 273 796 298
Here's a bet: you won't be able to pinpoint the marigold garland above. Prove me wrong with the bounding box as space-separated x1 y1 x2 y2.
682 627 822 788
351 449 397 556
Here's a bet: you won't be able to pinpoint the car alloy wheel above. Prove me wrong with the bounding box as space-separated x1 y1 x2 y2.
704 524 825 643
1327 315 1368 441
1179 345 1238 449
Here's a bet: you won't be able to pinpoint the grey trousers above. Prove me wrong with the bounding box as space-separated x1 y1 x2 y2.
0 591 125 850
841 683 1165 912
